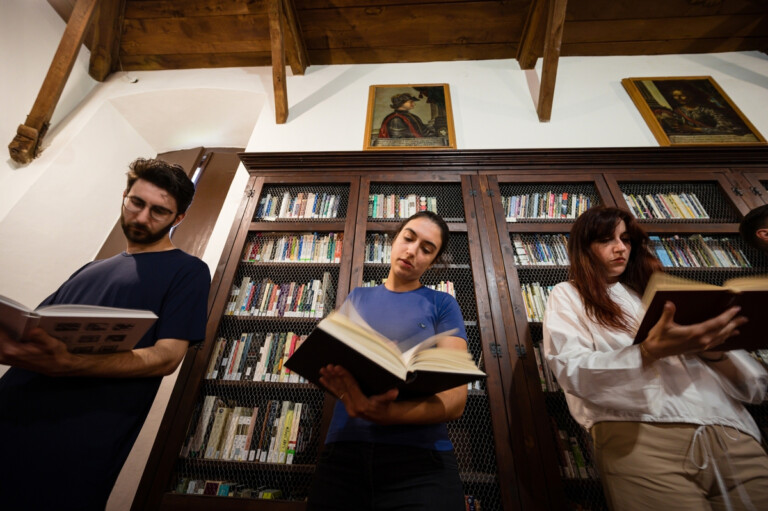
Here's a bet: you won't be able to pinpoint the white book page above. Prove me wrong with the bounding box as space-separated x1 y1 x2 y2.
400 328 459 367
319 310 407 379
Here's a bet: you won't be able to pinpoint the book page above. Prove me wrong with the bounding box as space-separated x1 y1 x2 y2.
641 272 722 310
318 310 408 378
334 301 459 367
0 295 35 341
723 273 768 292
408 348 485 375
37 304 158 318
0 294 33 312
400 328 459 366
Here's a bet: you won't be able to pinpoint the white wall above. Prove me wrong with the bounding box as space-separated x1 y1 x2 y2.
2 1 768 509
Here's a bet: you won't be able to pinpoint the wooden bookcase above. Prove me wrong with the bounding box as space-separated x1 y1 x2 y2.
135 147 768 511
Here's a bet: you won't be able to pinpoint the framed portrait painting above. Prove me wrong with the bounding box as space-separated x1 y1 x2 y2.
621 76 765 146
364 84 457 150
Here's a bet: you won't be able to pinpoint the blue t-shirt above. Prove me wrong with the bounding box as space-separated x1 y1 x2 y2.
325 285 467 451
0 249 210 510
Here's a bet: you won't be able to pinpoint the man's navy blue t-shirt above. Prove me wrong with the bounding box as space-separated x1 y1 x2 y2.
0 249 210 510
325 285 467 451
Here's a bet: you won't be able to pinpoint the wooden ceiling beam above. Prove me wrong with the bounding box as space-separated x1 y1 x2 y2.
88 0 125 81
537 0 568 122
517 0 548 70
268 0 288 123
282 0 309 76
9 0 99 164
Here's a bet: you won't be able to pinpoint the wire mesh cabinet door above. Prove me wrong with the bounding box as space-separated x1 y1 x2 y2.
355 174 517 511
167 177 358 508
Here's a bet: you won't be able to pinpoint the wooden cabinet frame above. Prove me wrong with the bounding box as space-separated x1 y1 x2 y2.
135 146 768 511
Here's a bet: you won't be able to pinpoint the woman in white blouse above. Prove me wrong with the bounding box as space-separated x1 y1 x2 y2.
543 206 768 511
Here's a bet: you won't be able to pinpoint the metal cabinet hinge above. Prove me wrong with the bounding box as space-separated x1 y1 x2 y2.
750 186 763 197
732 186 743 196
515 345 526 358
489 343 503 358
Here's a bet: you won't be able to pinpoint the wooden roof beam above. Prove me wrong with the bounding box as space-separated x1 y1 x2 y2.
517 0 548 70
282 0 309 76
517 0 568 122
9 0 99 164
88 0 125 81
268 0 288 123
537 0 568 122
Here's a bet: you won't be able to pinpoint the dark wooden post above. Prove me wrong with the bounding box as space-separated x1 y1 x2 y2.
268 0 288 124
537 0 568 122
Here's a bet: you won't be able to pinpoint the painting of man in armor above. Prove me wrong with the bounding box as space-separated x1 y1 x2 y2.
622 76 765 146
364 84 456 150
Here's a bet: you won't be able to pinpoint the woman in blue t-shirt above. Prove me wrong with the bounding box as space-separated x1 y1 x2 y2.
307 211 468 511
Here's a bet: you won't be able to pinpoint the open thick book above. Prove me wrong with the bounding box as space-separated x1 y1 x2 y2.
633 272 768 352
284 308 485 398
0 294 157 354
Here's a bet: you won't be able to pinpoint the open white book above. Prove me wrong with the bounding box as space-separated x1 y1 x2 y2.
0 294 157 354
284 306 485 398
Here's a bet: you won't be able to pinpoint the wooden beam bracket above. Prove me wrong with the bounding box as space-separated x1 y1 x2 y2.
8 124 45 165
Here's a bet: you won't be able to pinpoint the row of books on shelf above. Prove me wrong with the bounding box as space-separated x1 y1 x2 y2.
225 273 334 318
176 478 285 499
649 235 750 268
368 194 437 219
532 343 560 393
551 422 599 481
521 282 554 322
242 232 343 264
257 191 341 220
205 331 308 383
501 192 593 221
624 192 709 220
366 233 392 263
511 233 750 269
512 234 570 266
464 495 483 511
183 397 314 465
361 279 457 298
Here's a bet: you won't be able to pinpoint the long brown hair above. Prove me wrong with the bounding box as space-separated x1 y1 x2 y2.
568 206 662 332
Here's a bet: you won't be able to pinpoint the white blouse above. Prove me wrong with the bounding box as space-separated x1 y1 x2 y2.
542 281 768 441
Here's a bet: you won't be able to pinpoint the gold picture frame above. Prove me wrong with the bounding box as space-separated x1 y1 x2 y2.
363 84 457 150
621 76 765 146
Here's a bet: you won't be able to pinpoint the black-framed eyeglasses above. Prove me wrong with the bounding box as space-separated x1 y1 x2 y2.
123 195 176 222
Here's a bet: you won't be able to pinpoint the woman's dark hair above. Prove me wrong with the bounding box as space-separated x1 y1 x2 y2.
393 211 450 264
568 206 662 332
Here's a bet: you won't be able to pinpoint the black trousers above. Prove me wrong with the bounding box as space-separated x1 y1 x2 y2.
307 441 465 511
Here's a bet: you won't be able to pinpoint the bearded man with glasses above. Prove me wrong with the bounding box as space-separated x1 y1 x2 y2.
0 158 211 511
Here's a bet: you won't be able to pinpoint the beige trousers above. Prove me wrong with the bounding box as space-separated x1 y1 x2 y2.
591 422 768 511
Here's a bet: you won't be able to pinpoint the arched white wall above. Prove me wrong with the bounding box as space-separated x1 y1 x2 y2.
2 1 768 510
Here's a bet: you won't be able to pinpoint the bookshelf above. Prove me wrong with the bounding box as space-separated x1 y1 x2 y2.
136 147 768 511
483 163 768 511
